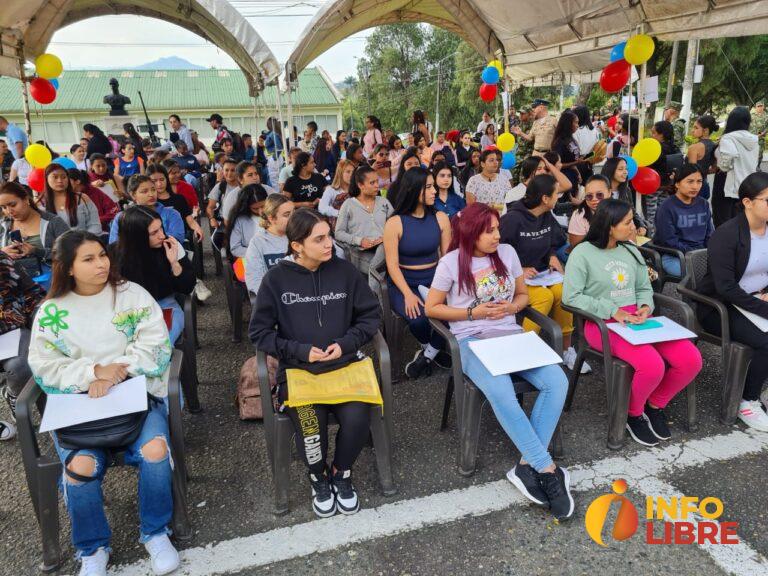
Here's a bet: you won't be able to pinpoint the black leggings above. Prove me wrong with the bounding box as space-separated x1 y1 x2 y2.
700 306 768 401
285 402 371 475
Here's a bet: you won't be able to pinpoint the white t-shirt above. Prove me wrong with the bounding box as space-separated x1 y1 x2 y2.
574 126 600 156
465 173 511 212
505 183 526 205
11 158 31 185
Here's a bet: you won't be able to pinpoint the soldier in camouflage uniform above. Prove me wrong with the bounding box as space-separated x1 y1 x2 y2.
664 101 686 150
751 101 767 170
512 107 533 184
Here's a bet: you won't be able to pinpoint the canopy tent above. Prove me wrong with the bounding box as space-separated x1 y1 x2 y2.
0 0 280 95
287 0 768 83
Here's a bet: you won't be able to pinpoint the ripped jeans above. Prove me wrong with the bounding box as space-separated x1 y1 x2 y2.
52 398 173 558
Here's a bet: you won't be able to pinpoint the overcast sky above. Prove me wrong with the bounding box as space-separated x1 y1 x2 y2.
48 4 369 82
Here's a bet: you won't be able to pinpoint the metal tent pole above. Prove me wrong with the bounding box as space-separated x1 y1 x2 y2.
16 43 32 137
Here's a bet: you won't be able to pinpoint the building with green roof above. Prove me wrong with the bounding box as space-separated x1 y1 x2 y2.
0 67 342 152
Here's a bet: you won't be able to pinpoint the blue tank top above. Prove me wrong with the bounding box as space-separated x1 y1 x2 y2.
117 156 141 177
398 212 440 266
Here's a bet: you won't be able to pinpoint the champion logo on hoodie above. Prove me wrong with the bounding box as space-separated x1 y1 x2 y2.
281 291 347 306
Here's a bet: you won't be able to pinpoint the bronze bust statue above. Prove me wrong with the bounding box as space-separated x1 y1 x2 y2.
104 78 131 116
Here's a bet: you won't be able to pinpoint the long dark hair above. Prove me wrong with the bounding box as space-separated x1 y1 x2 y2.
724 106 751 134
653 121 675 145
739 171 768 203
225 184 268 258
412 110 426 127
573 105 593 130
113 205 170 298
367 115 382 131
292 152 313 177
286 208 327 257
146 163 173 196
674 162 704 187
577 174 611 223
460 149 481 186
696 115 719 136
349 165 376 198
43 163 79 226
552 111 577 151
583 199 645 266
0 181 39 215
392 166 432 216
432 161 455 193
602 157 630 195
387 148 421 206
522 174 557 210
48 230 122 299
82 123 105 137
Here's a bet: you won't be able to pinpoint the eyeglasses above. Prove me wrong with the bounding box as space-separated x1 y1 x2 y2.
585 192 608 201
751 196 768 206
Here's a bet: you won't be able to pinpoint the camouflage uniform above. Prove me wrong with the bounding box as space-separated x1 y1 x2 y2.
672 118 687 151
750 106 767 170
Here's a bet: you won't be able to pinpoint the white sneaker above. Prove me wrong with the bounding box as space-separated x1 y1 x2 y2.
0 420 16 441
79 547 109 576
194 280 212 302
144 534 180 575
761 387 768 410
738 400 768 432
563 347 592 374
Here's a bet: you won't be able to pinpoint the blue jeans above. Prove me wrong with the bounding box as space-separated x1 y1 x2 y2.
53 399 173 557
157 295 184 345
661 254 682 278
458 337 567 471
387 267 443 349
184 174 199 189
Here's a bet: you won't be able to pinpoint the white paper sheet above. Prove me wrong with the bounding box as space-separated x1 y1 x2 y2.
0 329 21 361
39 376 148 433
606 316 696 346
525 269 564 287
735 306 768 332
468 331 562 377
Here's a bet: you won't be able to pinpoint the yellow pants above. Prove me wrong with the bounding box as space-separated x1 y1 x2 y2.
523 283 574 337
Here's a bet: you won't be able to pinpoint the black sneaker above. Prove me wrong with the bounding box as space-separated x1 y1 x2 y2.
506 464 548 506
626 415 659 447
1 386 16 422
644 404 671 441
331 468 360 515
405 350 432 379
539 467 574 521
432 350 452 370
309 471 336 518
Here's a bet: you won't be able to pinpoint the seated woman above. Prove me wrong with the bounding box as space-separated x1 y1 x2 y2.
369 144 393 192
319 159 354 228
244 194 294 303
109 175 185 245
162 159 200 218
697 172 768 431
283 153 327 210
28 230 180 576
499 175 585 373
432 162 466 218
0 181 69 279
335 165 393 275
425 203 572 520
602 157 648 238
385 150 421 209
67 169 119 233
459 149 481 191
42 163 102 235
506 156 573 209
227 184 269 259
249 209 380 518
113 206 196 345
86 153 121 204
567 174 611 250
653 163 714 277
465 149 512 213
0 251 44 439
147 164 204 243
563 199 703 446
383 167 452 378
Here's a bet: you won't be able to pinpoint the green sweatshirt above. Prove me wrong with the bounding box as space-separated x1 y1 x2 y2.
563 241 654 319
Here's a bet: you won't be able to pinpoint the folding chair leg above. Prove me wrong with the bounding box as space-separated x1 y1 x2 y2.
171 463 192 542
390 321 403 383
550 421 565 460
686 379 698 432
38 459 61 573
232 286 243 343
212 245 223 276
369 408 397 496
440 376 453 431
720 344 752 425
272 419 293 515
180 355 202 414
564 359 582 412
607 363 632 450
458 387 484 477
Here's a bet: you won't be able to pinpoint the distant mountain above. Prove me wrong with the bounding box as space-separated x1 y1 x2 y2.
134 57 205 70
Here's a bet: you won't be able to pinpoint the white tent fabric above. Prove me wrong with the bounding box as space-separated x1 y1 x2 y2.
287 0 768 83
0 0 280 94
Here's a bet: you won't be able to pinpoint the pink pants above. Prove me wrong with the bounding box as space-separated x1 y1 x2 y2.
584 305 702 417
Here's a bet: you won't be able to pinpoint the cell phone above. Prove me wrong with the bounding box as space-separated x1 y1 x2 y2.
9 230 22 244
583 151 595 160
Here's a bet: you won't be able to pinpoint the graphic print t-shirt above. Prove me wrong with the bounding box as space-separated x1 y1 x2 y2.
431 243 523 340
283 173 327 204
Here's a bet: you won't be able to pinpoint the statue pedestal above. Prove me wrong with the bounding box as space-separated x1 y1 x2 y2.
102 116 137 137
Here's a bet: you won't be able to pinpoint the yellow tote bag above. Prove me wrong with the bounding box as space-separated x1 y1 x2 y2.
284 357 383 408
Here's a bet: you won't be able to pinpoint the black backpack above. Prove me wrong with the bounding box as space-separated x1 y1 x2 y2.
213 125 246 157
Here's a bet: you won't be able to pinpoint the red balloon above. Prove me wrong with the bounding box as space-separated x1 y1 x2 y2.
599 59 631 93
632 166 661 195
29 78 57 104
28 168 46 192
479 83 497 102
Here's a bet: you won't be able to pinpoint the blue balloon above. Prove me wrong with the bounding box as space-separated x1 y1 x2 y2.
53 157 77 170
50 78 59 90
501 151 516 170
610 42 627 63
619 154 638 179
480 66 500 85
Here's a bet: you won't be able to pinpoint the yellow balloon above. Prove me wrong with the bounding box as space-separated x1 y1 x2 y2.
623 34 655 65
631 138 661 167
34 53 63 80
497 132 516 152
25 143 52 169
489 59 504 76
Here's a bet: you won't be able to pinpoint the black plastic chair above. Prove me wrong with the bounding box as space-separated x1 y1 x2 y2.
428 309 565 476
16 350 191 573
257 331 396 515
638 243 686 290
562 293 698 450
173 293 201 413
369 261 411 383
677 249 754 424
222 253 248 343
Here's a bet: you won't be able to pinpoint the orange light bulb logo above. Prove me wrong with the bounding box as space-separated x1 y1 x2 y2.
584 478 639 546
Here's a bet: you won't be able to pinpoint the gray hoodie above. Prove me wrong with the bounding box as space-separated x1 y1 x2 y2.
244 228 288 297
229 215 261 258
716 130 759 199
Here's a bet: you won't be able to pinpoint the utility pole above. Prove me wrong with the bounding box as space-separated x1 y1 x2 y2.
435 62 441 135
680 39 699 126
664 40 680 109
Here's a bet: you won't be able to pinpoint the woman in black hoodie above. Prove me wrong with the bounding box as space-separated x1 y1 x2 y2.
250 208 381 518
